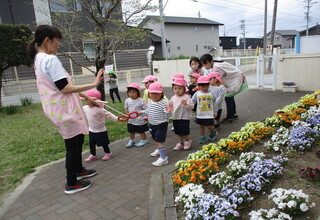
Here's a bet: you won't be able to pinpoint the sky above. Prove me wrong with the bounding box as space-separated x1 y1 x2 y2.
145 0 320 39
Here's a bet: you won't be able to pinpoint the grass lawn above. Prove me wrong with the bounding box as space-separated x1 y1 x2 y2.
0 100 128 203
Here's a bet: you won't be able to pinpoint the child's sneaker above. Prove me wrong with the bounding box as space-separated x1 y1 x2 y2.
102 153 112 161
183 139 192 150
150 149 160 157
173 143 184 151
198 136 207 144
84 155 97 163
76 168 97 181
208 131 218 141
135 140 149 147
65 180 92 194
152 157 168 167
126 140 135 148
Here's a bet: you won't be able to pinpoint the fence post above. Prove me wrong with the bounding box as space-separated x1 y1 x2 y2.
272 53 277 91
113 53 118 72
256 56 261 88
69 52 75 84
14 66 22 98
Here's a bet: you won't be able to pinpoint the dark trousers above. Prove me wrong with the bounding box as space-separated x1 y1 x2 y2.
225 96 236 120
109 88 122 102
65 134 84 186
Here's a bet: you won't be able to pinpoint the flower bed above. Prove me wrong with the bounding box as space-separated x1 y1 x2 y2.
174 90 320 219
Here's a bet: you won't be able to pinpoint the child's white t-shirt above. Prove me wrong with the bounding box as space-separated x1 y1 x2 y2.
191 91 216 118
125 97 147 125
209 85 226 110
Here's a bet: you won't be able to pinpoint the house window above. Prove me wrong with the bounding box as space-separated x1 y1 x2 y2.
267 37 270 41
196 44 198 52
49 0 81 12
194 27 200 33
211 26 215 33
177 46 181 51
83 42 96 58
0 15 2 24
275 36 279 41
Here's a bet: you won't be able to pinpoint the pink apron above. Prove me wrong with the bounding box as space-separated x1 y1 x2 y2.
34 55 88 139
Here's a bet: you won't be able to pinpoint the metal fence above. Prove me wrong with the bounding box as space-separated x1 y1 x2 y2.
2 49 151 83
1 49 152 98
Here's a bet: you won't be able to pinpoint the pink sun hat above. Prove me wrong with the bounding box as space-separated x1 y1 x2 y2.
141 75 158 83
127 83 141 90
172 78 189 93
197 75 210 84
148 82 163 93
172 73 185 80
85 89 104 108
207 72 222 82
190 73 200 79
172 78 187 86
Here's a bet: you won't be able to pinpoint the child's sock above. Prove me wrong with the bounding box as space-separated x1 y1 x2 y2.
157 147 167 159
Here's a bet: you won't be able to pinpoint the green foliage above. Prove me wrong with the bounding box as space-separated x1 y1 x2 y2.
20 97 33 106
3 105 18 115
0 24 33 72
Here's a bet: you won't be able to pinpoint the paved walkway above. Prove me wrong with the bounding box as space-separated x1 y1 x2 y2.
0 89 309 220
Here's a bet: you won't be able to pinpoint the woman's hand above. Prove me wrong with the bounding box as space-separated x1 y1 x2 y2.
93 69 104 86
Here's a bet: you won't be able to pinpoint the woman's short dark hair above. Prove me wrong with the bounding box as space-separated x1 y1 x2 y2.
127 87 141 97
189 57 202 67
200 54 213 65
27 25 62 59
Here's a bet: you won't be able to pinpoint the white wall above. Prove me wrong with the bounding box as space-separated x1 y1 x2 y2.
153 60 190 87
276 54 320 91
300 35 320 54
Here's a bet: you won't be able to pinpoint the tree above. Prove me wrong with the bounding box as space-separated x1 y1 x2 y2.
0 24 33 108
49 0 156 100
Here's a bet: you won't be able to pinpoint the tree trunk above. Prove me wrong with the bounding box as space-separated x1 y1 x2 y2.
0 71 3 108
95 58 106 101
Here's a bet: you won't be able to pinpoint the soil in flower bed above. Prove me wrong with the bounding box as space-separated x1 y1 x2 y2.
175 141 320 219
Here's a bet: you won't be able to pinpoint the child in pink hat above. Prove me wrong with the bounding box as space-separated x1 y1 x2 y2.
167 78 194 150
139 82 171 167
141 75 158 103
82 90 119 162
124 83 149 148
208 72 226 129
191 76 218 144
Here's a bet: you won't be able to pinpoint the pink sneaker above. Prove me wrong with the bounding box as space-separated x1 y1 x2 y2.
102 153 112 161
173 143 184 151
183 139 192 150
85 155 97 163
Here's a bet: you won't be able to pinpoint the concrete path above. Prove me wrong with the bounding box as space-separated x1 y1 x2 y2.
0 89 310 219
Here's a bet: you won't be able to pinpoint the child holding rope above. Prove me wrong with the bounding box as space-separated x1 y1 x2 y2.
83 90 118 162
124 83 149 148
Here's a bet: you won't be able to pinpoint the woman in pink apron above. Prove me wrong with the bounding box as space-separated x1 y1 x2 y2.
27 25 104 194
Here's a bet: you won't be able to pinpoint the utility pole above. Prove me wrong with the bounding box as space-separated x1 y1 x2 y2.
159 0 167 60
269 0 278 53
304 0 316 36
240 20 246 50
263 0 267 55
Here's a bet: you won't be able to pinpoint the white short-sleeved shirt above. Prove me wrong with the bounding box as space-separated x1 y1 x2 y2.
36 53 67 83
125 97 147 125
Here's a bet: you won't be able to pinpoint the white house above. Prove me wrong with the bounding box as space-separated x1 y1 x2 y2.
139 15 223 58
266 30 299 48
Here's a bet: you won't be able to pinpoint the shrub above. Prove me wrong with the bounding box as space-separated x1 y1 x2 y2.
4 105 18 115
20 97 33 106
